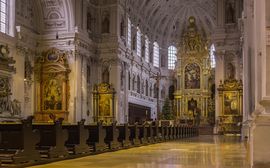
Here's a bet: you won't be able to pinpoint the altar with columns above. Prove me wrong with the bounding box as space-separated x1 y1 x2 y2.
174 17 212 125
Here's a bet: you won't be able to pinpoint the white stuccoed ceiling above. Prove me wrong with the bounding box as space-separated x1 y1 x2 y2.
128 0 217 45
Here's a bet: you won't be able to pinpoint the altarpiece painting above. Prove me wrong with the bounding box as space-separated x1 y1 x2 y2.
34 48 70 122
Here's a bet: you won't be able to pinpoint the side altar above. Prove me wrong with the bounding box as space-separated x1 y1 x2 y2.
217 79 243 135
174 17 213 126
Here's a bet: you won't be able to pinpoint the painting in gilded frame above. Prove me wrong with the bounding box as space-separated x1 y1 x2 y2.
223 91 239 115
185 63 200 89
43 78 63 111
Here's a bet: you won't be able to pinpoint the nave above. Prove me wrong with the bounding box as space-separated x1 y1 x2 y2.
29 136 251 168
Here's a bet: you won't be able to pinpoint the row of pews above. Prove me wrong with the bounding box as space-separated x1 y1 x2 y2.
0 117 198 167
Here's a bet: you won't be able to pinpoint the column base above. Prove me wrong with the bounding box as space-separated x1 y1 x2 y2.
251 113 270 167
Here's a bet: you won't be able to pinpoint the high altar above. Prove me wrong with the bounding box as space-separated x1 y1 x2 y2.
174 17 212 124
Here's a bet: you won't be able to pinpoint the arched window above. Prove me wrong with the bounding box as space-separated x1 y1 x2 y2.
0 0 8 34
136 27 141 57
153 42 159 67
149 84 152 97
168 45 177 70
145 36 149 63
127 18 131 49
210 44 216 68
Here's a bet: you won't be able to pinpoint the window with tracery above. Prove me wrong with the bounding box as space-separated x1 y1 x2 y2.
127 18 131 49
0 0 8 34
145 36 149 63
153 42 159 67
136 27 141 57
168 45 177 70
210 44 216 68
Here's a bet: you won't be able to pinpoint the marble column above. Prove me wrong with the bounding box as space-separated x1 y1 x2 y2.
251 0 270 167
214 51 225 133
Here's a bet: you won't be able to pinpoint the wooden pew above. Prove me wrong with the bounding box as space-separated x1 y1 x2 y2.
117 124 132 148
33 120 69 158
146 124 154 143
158 125 165 141
176 124 181 139
168 126 174 140
163 126 169 140
104 123 121 150
85 122 108 152
181 125 185 138
138 124 148 145
0 117 40 164
151 121 159 142
63 120 90 155
171 126 176 140
128 124 141 146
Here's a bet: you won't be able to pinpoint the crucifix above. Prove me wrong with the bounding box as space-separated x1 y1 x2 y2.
150 72 167 120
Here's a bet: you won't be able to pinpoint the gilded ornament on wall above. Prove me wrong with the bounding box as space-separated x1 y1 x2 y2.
174 16 212 125
34 48 70 122
93 83 116 124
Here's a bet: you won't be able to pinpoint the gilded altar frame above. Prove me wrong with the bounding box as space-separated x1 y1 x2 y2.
174 17 212 124
34 48 70 122
217 79 243 134
92 83 116 124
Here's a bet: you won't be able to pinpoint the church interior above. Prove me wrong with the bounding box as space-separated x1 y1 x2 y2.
0 0 269 167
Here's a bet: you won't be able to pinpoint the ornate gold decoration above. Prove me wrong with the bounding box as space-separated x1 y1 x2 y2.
34 48 70 122
174 17 212 125
92 83 116 124
217 79 243 134
180 16 209 57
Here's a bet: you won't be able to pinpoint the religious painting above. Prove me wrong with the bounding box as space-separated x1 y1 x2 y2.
43 79 62 110
223 91 238 115
188 98 197 112
98 93 111 116
185 63 200 89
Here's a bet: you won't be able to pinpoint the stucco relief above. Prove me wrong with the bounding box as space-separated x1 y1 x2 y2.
41 0 67 29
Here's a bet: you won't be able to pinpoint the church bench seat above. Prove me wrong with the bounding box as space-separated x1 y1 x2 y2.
103 123 121 150
128 124 141 146
33 121 69 158
0 118 40 165
62 120 90 155
146 124 155 143
151 121 160 142
163 126 170 141
138 124 148 145
85 122 108 152
117 124 132 148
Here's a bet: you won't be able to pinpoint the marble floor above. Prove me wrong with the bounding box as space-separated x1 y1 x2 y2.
29 136 251 168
